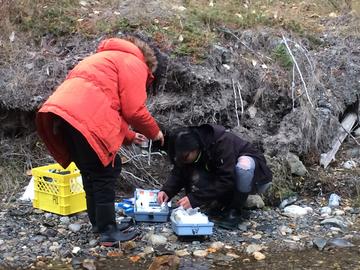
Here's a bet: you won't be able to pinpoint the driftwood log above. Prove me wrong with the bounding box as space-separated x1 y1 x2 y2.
320 112 357 169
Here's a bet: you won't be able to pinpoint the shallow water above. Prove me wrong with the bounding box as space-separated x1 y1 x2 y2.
90 241 360 270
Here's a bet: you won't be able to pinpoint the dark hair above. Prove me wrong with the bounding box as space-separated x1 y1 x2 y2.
167 127 200 165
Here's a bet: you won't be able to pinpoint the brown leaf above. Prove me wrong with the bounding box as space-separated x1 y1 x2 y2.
107 251 123 257
148 255 180 270
129 255 141 263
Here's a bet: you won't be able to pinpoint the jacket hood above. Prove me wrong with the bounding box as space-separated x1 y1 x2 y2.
97 38 146 63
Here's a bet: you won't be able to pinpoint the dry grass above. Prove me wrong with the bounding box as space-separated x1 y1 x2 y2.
1 0 357 60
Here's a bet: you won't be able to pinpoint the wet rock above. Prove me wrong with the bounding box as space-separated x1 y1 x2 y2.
121 241 136 250
313 238 327 250
286 153 308 176
283 205 310 218
68 224 81 233
226 252 240 259
320 207 332 216
238 222 249 232
253 251 266 261
245 195 265 209
144 246 155 255
320 217 348 229
193 250 208 257
175 249 190 257
279 196 298 209
210 241 224 251
148 234 167 246
59 217 70 225
278 225 293 235
82 259 96 270
148 255 180 270
342 160 357 169
245 244 263 254
327 238 354 248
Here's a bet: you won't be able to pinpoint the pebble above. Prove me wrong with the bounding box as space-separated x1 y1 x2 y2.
283 205 309 218
226 252 240 259
313 238 327 251
175 249 190 257
253 251 266 261
144 246 155 255
321 217 348 229
193 250 208 257
210 241 224 251
68 224 81 233
60 217 70 225
148 234 167 246
246 244 263 254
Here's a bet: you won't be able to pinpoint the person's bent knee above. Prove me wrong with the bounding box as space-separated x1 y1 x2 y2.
237 156 255 171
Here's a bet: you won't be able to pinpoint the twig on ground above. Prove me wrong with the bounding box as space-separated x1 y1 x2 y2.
232 79 240 127
121 170 146 183
282 35 314 108
291 65 296 110
236 81 245 115
148 140 152 166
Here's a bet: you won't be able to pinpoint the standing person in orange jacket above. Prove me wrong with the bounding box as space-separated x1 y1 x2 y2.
36 36 164 246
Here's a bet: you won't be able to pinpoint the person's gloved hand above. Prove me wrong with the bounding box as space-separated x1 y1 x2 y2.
133 133 147 145
177 196 192 209
153 130 164 146
157 191 169 204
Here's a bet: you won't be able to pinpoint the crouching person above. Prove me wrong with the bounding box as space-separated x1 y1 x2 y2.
157 124 272 229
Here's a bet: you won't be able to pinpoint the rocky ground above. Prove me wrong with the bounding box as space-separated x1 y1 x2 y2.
1 138 360 269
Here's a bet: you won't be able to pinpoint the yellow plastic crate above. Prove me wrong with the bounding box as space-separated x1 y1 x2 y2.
32 163 86 216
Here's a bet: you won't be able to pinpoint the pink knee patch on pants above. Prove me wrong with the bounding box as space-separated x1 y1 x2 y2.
237 156 253 170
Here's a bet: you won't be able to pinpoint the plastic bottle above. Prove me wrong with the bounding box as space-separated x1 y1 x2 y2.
328 193 340 208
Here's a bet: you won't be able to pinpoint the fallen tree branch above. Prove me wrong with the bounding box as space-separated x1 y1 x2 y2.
320 112 358 169
236 81 245 115
232 79 240 127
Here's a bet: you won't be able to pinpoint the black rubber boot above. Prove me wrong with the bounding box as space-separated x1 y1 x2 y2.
96 203 139 247
216 192 249 230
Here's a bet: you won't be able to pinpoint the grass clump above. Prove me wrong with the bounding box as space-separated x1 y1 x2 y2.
273 43 293 69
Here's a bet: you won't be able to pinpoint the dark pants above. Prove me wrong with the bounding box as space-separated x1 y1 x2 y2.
62 122 121 204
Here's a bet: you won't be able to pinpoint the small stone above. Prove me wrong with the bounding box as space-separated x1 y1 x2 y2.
321 217 348 229
175 249 190 257
226 252 240 259
68 223 81 233
334 210 345 216
72 246 81 254
122 241 136 250
246 244 263 254
283 205 309 218
278 225 293 235
291 235 300 241
89 239 98 247
245 195 265 209
253 251 266 261
148 234 167 246
193 250 208 257
144 246 154 255
313 238 327 251
286 153 308 176
210 241 225 251
60 217 70 224
243 258 251 263
327 238 354 248
252 234 262 240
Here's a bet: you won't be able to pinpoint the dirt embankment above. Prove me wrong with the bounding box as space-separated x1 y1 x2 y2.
0 0 359 201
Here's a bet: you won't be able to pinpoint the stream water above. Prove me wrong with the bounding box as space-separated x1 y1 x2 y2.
65 240 360 270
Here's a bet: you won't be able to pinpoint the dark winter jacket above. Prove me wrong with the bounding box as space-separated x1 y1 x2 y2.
161 124 272 207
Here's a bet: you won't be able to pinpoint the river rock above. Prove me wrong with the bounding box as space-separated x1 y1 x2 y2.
226 252 240 259
246 244 263 254
279 196 298 209
286 153 308 176
210 241 225 251
148 234 167 246
175 249 190 257
245 195 265 209
148 255 180 270
253 251 266 261
144 246 155 255
320 206 332 216
283 205 309 218
68 224 81 233
327 238 354 248
193 250 208 257
320 217 348 229
313 237 327 251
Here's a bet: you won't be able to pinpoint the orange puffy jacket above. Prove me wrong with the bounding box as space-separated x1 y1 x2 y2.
36 38 160 168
